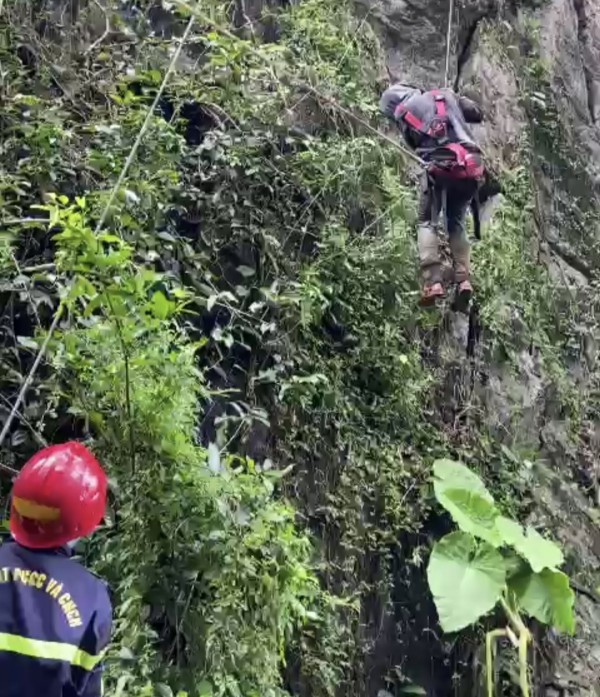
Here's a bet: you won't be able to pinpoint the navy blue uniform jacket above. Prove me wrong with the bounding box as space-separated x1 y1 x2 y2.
0 540 112 696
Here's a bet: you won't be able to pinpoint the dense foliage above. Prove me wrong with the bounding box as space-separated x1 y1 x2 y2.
427 459 573 696
0 1 593 696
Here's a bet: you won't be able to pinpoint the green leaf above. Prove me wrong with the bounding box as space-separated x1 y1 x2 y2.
118 646 135 660
99 233 122 244
495 517 563 571
427 531 505 632
197 681 213 697
510 569 575 634
150 291 171 320
495 516 523 544
17 336 39 350
68 275 96 302
113 675 130 697
502 550 528 580
399 686 427 695
237 265 256 277
500 444 519 464
433 459 493 501
433 460 502 545
147 69 162 83
434 487 503 546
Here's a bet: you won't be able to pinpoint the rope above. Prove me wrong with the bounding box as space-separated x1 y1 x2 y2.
0 14 197 458
0 0 469 466
93 16 196 235
303 86 425 166
0 463 18 476
285 11 372 119
173 0 426 167
444 0 455 89
0 308 63 464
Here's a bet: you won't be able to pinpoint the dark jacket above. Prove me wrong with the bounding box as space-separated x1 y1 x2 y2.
0 540 112 697
379 84 483 155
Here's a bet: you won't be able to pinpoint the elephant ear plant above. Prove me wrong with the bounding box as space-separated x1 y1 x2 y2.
426 459 575 697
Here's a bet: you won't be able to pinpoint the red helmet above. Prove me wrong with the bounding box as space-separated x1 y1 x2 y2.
10 442 108 549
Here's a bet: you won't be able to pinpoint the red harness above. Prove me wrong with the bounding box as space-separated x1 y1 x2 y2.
394 90 484 182
394 90 449 139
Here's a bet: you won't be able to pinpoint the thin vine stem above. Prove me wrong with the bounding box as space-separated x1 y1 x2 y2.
485 629 507 697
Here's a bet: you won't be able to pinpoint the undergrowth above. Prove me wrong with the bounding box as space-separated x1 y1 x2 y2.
0 1 590 696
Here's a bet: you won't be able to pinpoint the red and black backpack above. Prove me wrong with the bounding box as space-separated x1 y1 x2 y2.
394 90 485 183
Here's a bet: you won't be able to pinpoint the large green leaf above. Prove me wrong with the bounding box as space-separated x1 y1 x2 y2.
495 517 563 572
434 487 503 546
427 531 506 633
433 459 494 501
433 460 502 545
510 569 575 634
502 550 528 580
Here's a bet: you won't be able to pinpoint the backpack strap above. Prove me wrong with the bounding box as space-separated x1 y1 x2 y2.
394 103 426 132
430 90 447 118
444 142 467 165
394 90 449 138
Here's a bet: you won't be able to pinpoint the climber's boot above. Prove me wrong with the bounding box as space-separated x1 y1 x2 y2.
419 282 446 308
452 279 473 313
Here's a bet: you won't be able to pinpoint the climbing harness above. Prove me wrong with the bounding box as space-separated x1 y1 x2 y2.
394 91 450 140
394 91 485 183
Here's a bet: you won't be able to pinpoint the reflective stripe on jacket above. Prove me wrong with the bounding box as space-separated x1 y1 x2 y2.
0 540 112 697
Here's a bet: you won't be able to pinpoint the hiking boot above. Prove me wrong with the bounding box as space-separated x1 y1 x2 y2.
419 282 446 308
453 280 473 313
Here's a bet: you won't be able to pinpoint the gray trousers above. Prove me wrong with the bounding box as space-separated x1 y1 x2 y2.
417 175 478 285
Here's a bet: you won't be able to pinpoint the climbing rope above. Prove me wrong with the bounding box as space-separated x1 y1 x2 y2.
440 0 456 235
0 14 197 466
0 0 463 473
174 1 426 166
444 0 455 88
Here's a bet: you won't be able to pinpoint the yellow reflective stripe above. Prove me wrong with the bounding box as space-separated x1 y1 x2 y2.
13 497 61 522
0 632 103 671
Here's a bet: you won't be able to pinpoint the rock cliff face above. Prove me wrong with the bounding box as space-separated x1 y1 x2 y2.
3 1 600 696
358 0 600 694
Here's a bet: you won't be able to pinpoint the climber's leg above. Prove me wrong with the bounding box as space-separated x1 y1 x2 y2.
447 182 477 312
417 175 445 306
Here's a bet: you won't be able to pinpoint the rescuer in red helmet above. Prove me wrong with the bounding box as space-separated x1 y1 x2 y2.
0 442 112 697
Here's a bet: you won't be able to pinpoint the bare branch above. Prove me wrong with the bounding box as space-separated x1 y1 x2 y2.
84 0 110 56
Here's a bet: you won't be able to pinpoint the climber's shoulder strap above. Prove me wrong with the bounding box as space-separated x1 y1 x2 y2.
397 90 486 186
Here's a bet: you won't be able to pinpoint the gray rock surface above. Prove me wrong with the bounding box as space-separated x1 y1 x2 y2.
366 0 600 692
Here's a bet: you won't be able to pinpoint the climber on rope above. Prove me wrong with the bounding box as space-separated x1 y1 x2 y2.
380 82 486 311
0 442 111 697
